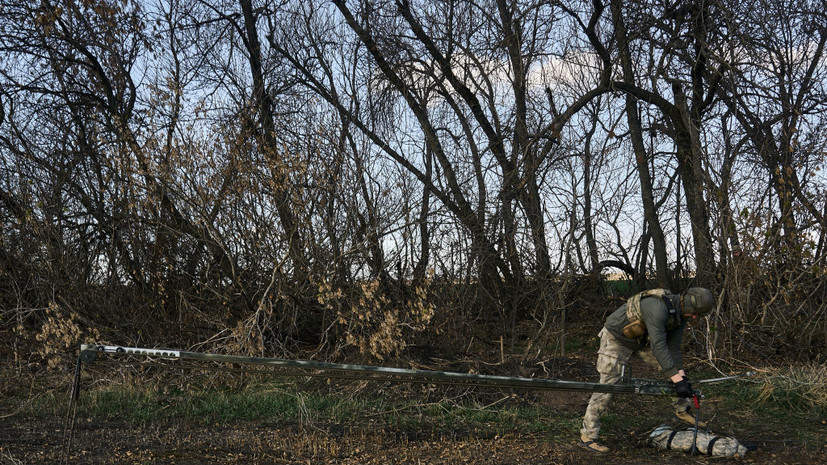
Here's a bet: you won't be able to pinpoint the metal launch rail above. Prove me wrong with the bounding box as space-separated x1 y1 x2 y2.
61 343 706 464
77 344 680 394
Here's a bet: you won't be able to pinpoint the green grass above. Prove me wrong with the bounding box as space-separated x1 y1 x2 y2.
71 384 379 425
603 279 633 295
26 381 582 441
409 400 579 437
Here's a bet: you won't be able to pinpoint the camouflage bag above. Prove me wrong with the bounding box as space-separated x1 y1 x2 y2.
649 425 748 457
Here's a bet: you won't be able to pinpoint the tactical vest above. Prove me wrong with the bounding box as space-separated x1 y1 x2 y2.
621 288 680 338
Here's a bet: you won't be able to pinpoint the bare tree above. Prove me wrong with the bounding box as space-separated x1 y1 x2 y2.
609 0 672 288
718 0 827 266
606 0 730 287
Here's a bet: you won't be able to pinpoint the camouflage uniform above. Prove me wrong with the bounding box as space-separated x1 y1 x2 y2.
581 293 693 441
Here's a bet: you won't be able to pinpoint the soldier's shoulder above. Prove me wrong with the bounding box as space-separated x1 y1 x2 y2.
639 294 668 313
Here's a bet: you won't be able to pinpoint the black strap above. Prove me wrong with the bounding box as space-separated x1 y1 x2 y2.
662 295 675 313
666 430 679 450
706 436 722 455
662 295 681 329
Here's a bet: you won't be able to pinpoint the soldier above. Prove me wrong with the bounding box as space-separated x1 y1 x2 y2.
578 287 716 453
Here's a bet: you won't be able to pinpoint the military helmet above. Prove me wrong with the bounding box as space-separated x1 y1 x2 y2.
680 287 715 316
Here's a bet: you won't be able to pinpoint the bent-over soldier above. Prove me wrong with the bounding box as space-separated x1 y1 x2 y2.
579 287 715 453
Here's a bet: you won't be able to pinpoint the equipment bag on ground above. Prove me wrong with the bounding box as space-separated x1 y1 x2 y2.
649 425 748 457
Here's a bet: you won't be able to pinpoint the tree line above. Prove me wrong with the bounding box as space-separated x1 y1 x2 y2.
1 0 826 364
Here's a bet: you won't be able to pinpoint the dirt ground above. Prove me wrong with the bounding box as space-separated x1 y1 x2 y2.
2 413 824 465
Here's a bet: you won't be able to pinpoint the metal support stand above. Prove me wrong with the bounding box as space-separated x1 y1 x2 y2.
690 393 701 455
61 354 83 465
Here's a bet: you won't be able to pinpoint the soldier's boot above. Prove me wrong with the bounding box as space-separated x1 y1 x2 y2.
579 434 609 453
675 407 709 428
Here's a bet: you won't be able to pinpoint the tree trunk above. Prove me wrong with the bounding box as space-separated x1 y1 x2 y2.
672 85 716 287
240 0 308 280
610 0 671 289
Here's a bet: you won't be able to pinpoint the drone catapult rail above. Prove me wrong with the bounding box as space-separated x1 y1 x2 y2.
77 344 679 395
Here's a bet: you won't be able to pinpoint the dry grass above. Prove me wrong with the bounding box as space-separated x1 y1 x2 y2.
754 363 827 412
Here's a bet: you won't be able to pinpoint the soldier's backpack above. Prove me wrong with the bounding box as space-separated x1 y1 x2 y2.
621 288 678 338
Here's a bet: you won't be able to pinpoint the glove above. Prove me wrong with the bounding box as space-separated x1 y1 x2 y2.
673 377 694 398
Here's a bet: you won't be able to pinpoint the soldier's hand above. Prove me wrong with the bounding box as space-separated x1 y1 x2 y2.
673 377 694 398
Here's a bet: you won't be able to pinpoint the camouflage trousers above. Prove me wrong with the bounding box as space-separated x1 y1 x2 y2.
580 327 691 440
